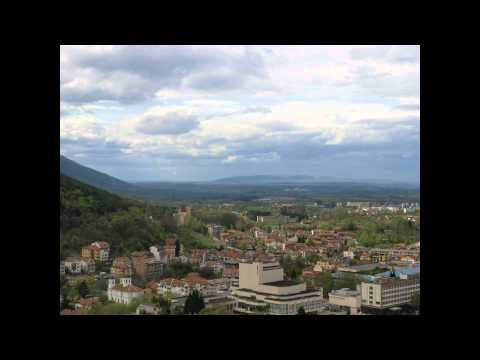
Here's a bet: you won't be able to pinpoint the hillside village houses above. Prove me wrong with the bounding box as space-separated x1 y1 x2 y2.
61 202 420 315
111 256 133 277
107 277 144 304
81 241 110 262
131 251 163 280
64 256 95 274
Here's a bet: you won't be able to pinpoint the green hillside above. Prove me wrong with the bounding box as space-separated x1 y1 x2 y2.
60 174 173 259
60 174 217 260
60 155 135 194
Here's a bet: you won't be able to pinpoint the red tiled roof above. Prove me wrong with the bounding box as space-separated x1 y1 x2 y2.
131 251 151 258
94 241 110 249
60 308 86 315
75 297 99 306
183 272 209 286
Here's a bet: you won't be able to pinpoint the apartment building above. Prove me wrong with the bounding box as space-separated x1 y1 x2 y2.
111 257 133 277
64 257 95 274
361 273 420 309
231 261 324 315
131 251 163 279
81 241 110 262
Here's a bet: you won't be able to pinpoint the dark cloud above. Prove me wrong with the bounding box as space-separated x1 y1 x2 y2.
61 46 269 104
136 112 199 135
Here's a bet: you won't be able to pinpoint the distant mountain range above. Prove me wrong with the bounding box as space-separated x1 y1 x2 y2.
211 175 419 188
60 155 135 194
59 155 419 202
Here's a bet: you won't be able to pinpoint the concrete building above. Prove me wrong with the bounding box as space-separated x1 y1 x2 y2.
231 261 324 315
131 251 163 279
329 288 362 315
361 272 420 309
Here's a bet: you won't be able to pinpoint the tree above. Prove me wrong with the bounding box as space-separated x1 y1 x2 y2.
172 305 184 315
199 306 232 315
157 295 171 315
76 280 89 298
183 289 205 315
411 292 420 312
315 272 334 298
297 306 306 315
175 238 181 257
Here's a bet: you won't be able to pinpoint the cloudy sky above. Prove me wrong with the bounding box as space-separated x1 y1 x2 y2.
60 45 420 183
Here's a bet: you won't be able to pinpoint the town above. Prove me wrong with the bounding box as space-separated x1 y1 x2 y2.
60 201 420 315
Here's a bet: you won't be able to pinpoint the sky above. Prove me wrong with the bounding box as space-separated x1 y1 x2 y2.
60 45 420 183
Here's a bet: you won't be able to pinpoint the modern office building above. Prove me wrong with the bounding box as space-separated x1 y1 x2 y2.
361 271 420 309
329 288 362 314
230 261 324 315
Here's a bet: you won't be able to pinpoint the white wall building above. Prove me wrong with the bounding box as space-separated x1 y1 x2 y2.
107 277 144 305
231 261 324 315
361 273 420 309
329 288 362 315
64 257 95 274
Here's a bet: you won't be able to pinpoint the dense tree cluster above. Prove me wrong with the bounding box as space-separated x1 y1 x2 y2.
60 174 214 259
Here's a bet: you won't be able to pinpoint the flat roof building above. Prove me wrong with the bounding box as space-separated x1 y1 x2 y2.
361 272 420 309
231 261 325 315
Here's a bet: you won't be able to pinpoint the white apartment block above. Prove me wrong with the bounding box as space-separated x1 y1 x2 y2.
361 273 420 309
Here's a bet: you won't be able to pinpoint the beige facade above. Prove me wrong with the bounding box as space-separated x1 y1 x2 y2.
361 274 420 309
329 288 361 314
232 261 325 315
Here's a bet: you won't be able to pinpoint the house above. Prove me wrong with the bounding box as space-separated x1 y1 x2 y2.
149 244 170 264
313 260 341 273
64 257 95 274
82 241 110 262
111 257 133 277
165 234 179 258
136 303 160 315
73 297 99 312
107 277 144 304
60 308 87 315
158 278 190 298
183 272 217 296
131 251 163 279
